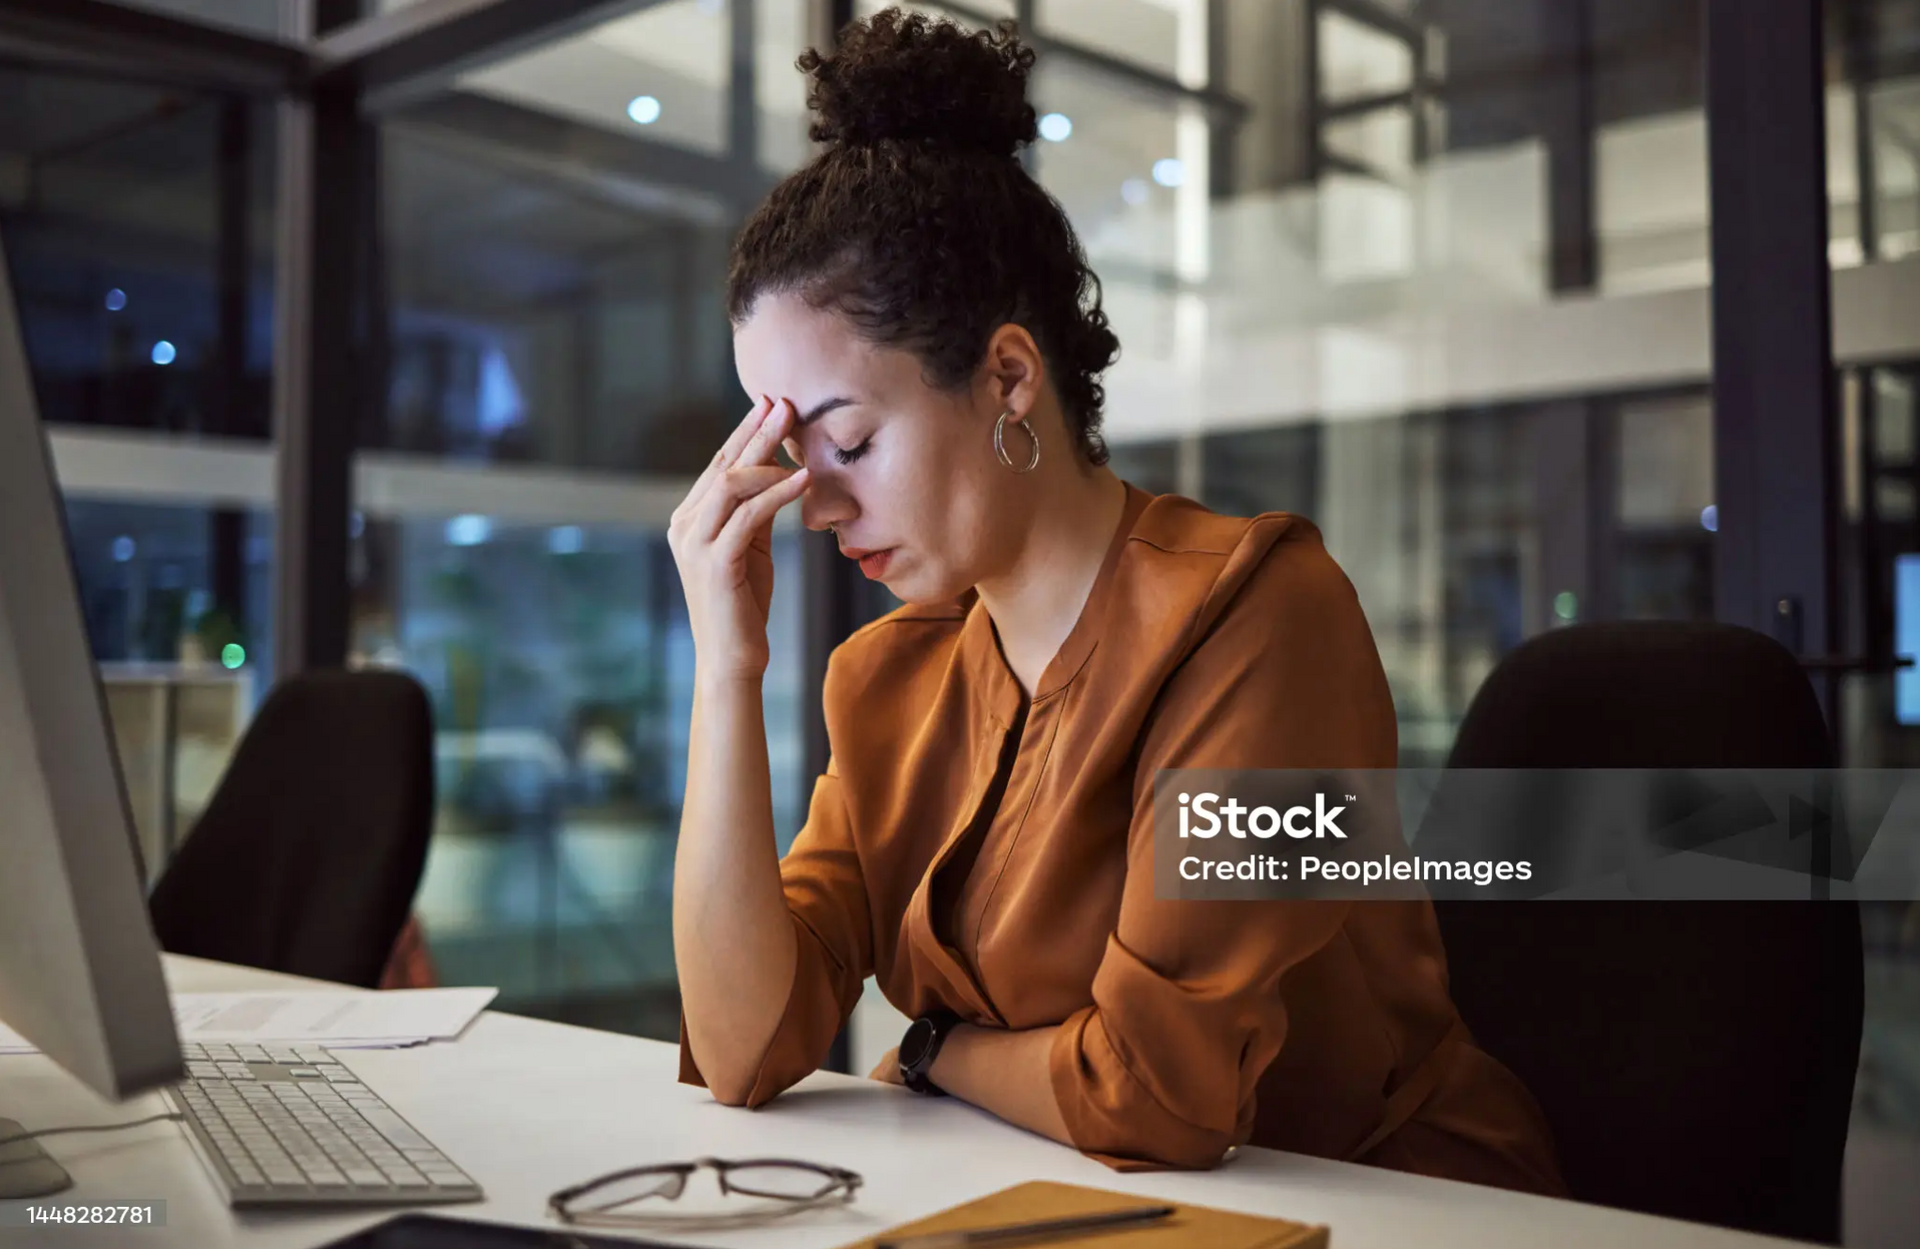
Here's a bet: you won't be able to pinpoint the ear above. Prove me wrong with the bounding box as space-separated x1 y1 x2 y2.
978 323 1046 421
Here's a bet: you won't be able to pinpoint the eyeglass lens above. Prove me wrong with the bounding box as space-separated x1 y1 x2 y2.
718 1162 845 1202
574 1166 691 1212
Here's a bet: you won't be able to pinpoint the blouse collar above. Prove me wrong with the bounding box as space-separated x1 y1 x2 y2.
960 480 1154 728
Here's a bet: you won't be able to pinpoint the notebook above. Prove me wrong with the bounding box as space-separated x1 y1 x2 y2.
840 1180 1329 1249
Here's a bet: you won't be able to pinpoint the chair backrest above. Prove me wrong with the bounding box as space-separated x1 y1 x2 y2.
149 669 435 989
1428 621 1861 1244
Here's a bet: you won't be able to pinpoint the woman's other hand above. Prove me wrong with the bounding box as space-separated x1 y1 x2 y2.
868 1046 904 1085
668 396 809 684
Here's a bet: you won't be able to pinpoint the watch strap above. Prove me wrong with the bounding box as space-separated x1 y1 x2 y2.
900 1009 961 1095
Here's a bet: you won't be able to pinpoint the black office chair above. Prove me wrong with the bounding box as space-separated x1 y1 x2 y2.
1427 621 1862 1245
149 669 436 989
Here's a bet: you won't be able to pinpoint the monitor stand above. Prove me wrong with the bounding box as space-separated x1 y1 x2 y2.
0 1117 72 1198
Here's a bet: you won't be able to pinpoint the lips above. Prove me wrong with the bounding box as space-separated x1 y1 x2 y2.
841 546 894 579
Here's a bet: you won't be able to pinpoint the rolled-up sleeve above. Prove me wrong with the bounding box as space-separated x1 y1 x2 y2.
679 756 873 1106
1049 533 1397 1170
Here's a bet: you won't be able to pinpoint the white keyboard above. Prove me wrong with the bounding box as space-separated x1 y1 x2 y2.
163 1042 483 1207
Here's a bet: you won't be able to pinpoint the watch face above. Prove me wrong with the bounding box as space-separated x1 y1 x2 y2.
899 1017 937 1069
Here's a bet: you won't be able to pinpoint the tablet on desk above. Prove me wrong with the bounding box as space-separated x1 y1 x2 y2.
316 1213 706 1249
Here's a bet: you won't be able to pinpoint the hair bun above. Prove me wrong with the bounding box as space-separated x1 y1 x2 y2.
802 9 1037 158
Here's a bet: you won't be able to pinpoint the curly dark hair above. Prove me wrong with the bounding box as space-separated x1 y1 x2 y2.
726 8 1119 466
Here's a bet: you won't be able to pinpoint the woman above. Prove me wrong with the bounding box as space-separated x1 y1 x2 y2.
668 8 1564 1194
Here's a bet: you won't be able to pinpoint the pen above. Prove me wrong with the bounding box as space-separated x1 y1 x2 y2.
875 1204 1178 1249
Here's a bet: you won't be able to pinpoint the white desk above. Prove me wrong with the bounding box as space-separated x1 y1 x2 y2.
0 956 1797 1249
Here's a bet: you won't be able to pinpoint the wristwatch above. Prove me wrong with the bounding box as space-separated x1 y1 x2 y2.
897 1009 963 1095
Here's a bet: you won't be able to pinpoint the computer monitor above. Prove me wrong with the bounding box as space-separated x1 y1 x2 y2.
0 236 184 1197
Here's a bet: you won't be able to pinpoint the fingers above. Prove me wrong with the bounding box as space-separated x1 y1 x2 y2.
867 1047 903 1085
715 394 777 472
680 395 776 521
680 397 803 529
691 464 804 543
712 466 810 558
738 397 795 469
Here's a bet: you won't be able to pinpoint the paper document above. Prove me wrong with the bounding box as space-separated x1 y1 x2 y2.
173 987 497 1042
0 987 497 1055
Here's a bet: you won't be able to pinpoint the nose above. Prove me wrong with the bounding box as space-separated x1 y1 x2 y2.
799 483 853 536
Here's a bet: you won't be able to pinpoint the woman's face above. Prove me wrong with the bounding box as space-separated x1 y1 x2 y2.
733 292 1033 605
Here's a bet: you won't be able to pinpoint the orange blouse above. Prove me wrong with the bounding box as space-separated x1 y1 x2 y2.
680 481 1565 1195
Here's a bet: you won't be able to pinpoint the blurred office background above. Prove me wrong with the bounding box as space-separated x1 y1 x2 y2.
2 0 1919 1240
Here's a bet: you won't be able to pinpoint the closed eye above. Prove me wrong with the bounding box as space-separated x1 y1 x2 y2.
832 437 872 466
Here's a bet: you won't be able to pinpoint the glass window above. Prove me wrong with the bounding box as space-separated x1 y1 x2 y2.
854 0 1017 25
1028 1 1719 769
1318 7 1415 103
1825 0 1920 1120
1038 0 1190 83
758 0 820 173
101 0 282 36
1869 79 1920 261
6 58 278 889
59 498 273 880
456 0 731 157
1202 425 1320 519
1614 393 1715 623
1589 0 1709 293
1031 62 1183 278
1617 395 1714 530
1827 0 1920 268
60 499 274 671
1324 104 1416 181
0 71 276 439
372 122 741 473
357 2 817 1036
1107 437 1185 496
353 508 805 1029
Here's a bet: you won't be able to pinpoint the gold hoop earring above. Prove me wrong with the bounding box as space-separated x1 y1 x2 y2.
994 410 1040 473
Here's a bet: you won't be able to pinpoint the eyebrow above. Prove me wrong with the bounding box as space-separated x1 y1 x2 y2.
794 396 854 427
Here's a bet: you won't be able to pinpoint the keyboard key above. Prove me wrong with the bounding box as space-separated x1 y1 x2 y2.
174 1054 472 1204
355 1107 432 1151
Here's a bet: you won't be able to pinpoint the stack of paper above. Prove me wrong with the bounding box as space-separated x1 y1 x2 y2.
0 987 497 1056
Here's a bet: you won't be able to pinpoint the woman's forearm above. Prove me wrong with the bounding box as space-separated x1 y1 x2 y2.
929 1024 1073 1146
672 672 797 1105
